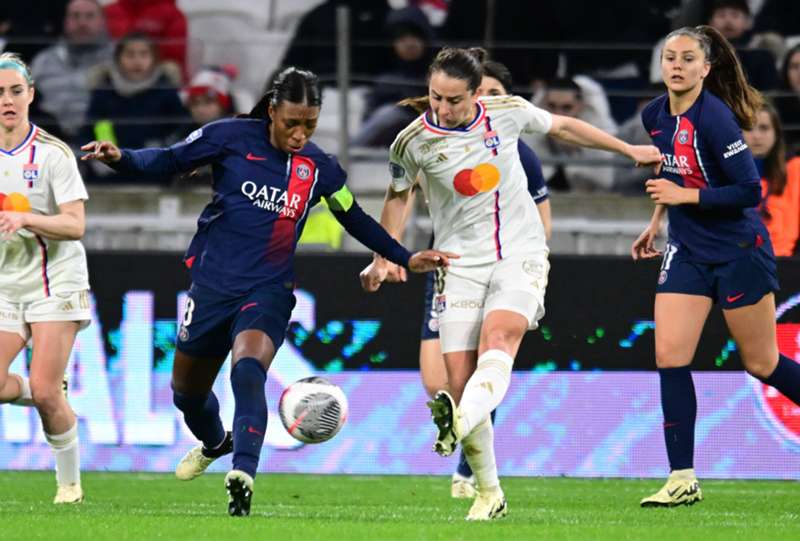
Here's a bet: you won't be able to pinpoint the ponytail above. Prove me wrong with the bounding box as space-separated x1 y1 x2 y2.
697 25 762 130
397 96 430 113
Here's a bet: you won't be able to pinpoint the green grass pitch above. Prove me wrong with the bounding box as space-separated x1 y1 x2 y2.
2 472 798 540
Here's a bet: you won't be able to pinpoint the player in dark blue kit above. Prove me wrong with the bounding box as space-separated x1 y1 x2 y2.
81 67 454 517
631 26 800 507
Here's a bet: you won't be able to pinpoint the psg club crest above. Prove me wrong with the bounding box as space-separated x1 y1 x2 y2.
435 294 446 314
23 163 39 187
295 164 311 180
678 129 690 145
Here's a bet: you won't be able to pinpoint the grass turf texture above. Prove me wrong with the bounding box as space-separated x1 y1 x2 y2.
1 472 798 540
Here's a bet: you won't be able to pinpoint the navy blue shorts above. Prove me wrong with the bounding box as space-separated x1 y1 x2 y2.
176 283 296 358
656 242 779 309
420 270 441 340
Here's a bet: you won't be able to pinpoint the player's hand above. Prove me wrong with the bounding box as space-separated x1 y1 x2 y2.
359 258 389 293
631 223 662 261
408 250 459 273
385 262 407 283
80 141 122 163
0 211 28 237
645 178 696 205
627 144 662 168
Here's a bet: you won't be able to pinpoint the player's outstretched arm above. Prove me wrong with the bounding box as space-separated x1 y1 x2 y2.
81 140 186 177
548 115 662 167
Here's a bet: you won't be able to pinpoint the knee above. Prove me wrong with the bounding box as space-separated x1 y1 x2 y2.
30 380 63 414
173 389 203 411
655 340 691 369
740 348 779 380
482 328 520 352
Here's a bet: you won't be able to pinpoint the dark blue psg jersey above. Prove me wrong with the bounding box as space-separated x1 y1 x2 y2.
642 90 771 263
117 118 350 293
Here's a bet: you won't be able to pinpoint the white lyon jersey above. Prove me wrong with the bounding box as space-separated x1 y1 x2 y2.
389 95 553 267
0 125 90 302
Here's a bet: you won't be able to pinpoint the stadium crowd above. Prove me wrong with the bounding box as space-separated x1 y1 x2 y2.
1 0 798 253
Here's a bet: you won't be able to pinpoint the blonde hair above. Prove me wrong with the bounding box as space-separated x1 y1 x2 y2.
0 52 34 85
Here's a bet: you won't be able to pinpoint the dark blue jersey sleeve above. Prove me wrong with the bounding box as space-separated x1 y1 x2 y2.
112 120 228 177
518 141 548 203
697 101 760 209
311 149 412 268
331 198 412 268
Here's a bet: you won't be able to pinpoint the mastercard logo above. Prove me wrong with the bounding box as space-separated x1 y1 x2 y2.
0 192 31 212
453 163 500 196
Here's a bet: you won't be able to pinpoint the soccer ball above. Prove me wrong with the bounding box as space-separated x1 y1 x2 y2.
278 376 348 444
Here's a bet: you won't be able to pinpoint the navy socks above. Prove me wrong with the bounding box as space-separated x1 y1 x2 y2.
230 358 268 478
761 354 800 406
658 366 696 471
173 390 226 450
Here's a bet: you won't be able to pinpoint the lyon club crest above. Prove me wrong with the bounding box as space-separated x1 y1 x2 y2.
23 163 39 186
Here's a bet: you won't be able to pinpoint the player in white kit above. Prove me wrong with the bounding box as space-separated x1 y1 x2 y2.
361 48 661 520
0 53 90 504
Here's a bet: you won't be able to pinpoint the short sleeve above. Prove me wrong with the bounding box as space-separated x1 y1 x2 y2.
702 102 759 185
50 148 89 205
388 135 421 192
517 97 553 135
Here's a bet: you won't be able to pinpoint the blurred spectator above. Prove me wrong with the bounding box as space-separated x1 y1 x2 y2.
753 0 800 38
441 0 561 90
352 6 433 147
177 66 237 186
83 32 189 183
673 0 768 27
281 0 392 84
29 0 111 140
0 2 69 62
744 103 799 256
650 0 780 91
399 0 450 27
775 44 800 156
613 84 666 194
524 77 617 192
103 0 188 80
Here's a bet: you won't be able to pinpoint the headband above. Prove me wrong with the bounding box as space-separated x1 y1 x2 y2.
0 61 33 84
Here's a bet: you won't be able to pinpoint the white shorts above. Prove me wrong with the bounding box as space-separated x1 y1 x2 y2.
0 290 92 342
435 253 549 354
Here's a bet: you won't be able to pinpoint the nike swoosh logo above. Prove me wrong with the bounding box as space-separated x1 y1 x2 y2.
667 487 683 497
726 293 745 303
247 426 264 436
650 130 663 136
246 152 267 161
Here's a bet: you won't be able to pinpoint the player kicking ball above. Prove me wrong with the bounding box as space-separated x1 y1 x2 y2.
82 67 453 516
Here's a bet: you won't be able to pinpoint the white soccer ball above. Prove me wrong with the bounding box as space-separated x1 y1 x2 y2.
278 376 348 444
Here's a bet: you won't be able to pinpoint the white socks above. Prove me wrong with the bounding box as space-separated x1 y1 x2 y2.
461 416 499 491
458 349 513 436
45 423 81 486
10 375 33 406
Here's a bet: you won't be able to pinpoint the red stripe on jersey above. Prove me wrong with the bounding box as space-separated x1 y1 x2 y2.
673 117 707 189
493 190 503 260
265 156 317 262
35 235 51 297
